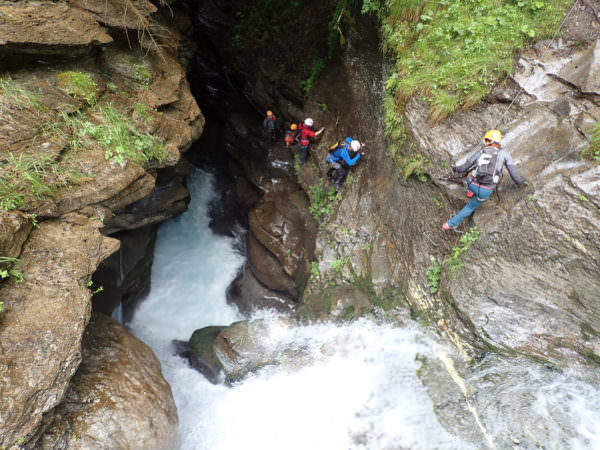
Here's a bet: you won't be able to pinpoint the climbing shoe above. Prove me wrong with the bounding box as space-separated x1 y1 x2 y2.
466 191 474 198
442 222 456 231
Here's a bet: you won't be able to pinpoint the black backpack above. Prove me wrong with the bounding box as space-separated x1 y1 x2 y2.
473 146 499 184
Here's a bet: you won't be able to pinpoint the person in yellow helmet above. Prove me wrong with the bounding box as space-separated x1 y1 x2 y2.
263 110 280 144
443 129 526 230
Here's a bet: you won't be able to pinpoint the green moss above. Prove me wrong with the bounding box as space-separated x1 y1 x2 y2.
56 71 98 106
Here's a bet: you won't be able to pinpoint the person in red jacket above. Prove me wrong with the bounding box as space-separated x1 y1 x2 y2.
298 117 324 165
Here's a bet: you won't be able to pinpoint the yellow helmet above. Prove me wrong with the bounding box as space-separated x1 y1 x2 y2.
266 110 273 117
290 123 297 130
484 129 502 143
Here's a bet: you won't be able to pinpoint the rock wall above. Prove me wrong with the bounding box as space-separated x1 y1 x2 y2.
0 0 202 446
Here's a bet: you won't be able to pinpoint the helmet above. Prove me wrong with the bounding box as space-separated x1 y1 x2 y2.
350 140 361 152
290 124 297 130
484 129 502 143
304 118 314 127
266 110 273 117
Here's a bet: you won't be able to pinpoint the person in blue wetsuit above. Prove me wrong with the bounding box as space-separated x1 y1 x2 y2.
326 138 366 191
443 129 526 230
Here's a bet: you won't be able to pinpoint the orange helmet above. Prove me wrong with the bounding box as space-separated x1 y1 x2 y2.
266 110 273 117
290 123 297 130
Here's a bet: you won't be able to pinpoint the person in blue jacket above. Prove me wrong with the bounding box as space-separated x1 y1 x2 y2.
326 138 365 191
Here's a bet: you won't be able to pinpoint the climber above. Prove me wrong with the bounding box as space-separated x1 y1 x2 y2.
326 138 365 191
298 118 325 165
263 110 280 144
284 123 300 148
443 129 526 230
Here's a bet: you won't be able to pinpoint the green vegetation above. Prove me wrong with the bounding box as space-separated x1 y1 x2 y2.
444 226 480 275
301 59 326 96
399 155 429 181
425 256 441 293
73 104 167 166
0 257 23 284
0 76 41 111
56 71 98 106
132 64 151 90
365 0 569 121
431 193 443 208
0 153 68 210
581 122 600 162
310 261 320 280
308 181 338 221
330 256 350 273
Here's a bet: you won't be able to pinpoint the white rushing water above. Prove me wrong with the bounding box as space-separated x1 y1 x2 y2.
130 168 600 450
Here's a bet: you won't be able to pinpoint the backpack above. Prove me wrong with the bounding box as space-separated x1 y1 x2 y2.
473 146 499 184
327 139 349 162
284 129 299 148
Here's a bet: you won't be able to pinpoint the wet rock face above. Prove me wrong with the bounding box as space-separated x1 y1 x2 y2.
39 313 179 450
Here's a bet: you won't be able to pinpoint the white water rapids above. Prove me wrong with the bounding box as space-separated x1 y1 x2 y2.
129 168 600 450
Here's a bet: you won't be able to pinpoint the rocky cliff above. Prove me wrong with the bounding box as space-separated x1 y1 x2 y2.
183 0 600 381
0 0 202 446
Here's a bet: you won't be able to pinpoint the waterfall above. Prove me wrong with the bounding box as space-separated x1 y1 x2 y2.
129 168 600 450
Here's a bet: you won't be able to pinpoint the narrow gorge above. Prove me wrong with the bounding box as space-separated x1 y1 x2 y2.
1 0 599 448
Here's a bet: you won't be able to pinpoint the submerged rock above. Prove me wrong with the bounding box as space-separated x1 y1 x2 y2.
38 313 179 449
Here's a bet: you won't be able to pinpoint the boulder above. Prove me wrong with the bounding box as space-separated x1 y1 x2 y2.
249 190 317 285
0 213 119 447
227 263 296 314
176 326 227 384
246 230 298 298
38 313 179 450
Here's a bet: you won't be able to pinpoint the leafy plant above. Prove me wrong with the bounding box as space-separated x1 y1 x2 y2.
308 182 338 221
444 226 480 274
56 71 98 106
400 155 429 182
330 256 349 273
425 256 441 293
0 256 23 284
301 59 326 96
